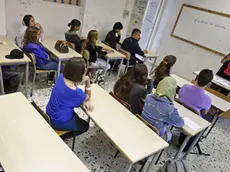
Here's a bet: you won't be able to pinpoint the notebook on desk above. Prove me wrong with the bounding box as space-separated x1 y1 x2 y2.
183 117 201 131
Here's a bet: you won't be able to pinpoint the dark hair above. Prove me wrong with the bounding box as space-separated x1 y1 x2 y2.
23 15 33 27
24 26 40 46
68 19 81 31
114 64 148 101
131 28 141 36
197 69 213 87
113 22 123 30
153 55 177 87
63 57 86 82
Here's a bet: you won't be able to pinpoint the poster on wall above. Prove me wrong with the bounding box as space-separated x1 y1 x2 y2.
43 0 80 6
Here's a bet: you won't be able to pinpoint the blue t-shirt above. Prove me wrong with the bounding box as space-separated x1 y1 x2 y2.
46 74 86 125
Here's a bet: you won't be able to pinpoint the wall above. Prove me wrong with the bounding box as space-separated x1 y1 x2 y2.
126 0 148 37
5 0 86 39
81 0 127 40
151 0 230 81
0 0 6 36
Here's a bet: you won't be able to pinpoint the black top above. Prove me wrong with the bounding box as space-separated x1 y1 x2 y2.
216 53 230 80
104 30 121 50
121 37 144 65
65 33 84 53
85 44 107 63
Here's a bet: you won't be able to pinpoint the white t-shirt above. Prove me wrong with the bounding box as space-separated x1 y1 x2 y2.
15 25 44 49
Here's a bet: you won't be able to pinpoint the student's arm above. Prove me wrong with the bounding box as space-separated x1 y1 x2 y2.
167 108 185 128
134 42 145 56
83 76 91 101
96 45 107 55
116 34 121 43
31 47 49 60
200 99 212 116
221 54 230 64
105 32 112 45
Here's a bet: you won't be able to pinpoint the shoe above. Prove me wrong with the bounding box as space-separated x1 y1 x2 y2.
47 80 55 86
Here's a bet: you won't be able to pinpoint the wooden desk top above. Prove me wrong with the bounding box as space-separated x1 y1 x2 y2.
144 52 158 58
171 74 230 112
193 71 230 91
81 84 168 163
0 36 30 65
0 92 89 172
96 41 126 59
42 36 82 60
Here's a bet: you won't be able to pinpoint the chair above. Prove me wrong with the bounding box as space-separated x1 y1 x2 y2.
109 92 132 111
175 99 210 157
118 48 132 73
26 53 57 97
31 101 76 151
82 49 104 71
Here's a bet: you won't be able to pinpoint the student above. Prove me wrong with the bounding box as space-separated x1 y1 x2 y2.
178 69 213 119
65 19 84 53
16 14 44 49
114 64 148 114
142 76 184 141
105 22 123 50
121 28 148 66
46 57 92 132
23 26 58 85
147 55 177 93
217 53 230 81
83 30 110 70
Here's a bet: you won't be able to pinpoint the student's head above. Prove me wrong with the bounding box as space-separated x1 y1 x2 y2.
153 55 177 87
86 30 98 45
24 26 41 46
22 15 35 27
114 64 148 100
113 22 123 33
68 19 81 31
197 69 213 87
131 28 141 41
63 57 86 82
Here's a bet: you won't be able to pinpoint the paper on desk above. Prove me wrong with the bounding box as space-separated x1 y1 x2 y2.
183 117 201 131
0 41 8 45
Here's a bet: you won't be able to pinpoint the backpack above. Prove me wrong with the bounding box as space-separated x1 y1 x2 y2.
88 69 105 88
3 70 20 94
158 159 190 172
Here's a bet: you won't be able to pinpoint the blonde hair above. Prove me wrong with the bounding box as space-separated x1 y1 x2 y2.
24 26 40 46
82 30 98 50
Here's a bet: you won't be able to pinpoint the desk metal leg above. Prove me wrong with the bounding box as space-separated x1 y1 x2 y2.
104 58 110 81
183 130 206 159
150 57 157 74
125 163 133 172
57 60 62 77
146 151 162 172
0 66 4 95
117 58 124 80
25 63 29 98
203 116 219 139
174 135 191 159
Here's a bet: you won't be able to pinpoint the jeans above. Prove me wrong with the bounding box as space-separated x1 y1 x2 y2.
38 59 61 81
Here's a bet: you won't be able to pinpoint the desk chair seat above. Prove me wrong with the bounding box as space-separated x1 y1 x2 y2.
31 101 76 151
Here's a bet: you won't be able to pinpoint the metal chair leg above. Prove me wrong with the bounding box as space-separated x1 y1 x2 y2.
108 60 117 76
31 70 36 97
139 160 147 172
72 132 76 151
155 149 164 165
114 149 119 158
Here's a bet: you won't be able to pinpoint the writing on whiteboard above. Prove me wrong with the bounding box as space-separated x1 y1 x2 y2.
194 18 227 30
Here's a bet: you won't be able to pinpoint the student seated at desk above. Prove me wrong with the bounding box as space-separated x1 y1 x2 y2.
83 30 110 70
23 26 59 85
217 53 230 81
114 64 148 114
16 14 44 49
121 28 148 66
65 19 84 53
142 76 184 141
105 22 123 50
147 55 177 93
46 57 92 132
178 69 214 121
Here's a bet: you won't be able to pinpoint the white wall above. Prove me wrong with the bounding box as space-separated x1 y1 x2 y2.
81 0 127 40
0 0 6 36
151 0 230 81
5 0 86 39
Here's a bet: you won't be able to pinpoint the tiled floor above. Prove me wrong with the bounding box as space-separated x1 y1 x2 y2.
18 71 230 172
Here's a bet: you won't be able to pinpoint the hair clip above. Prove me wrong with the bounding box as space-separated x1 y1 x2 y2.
163 60 168 64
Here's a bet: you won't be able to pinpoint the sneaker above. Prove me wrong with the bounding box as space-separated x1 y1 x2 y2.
47 80 55 86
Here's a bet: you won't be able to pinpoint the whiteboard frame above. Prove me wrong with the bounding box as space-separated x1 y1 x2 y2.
171 3 230 57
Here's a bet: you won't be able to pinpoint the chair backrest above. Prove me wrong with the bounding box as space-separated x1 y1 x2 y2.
109 92 132 111
25 53 36 66
119 48 131 60
66 42 75 50
135 114 159 134
31 101 51 124
82 49 90 70
175 98 200 115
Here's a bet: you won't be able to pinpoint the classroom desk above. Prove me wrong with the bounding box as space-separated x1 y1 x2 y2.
42 36 82 76
0 92 89 172
0 36 30 97
193 71 230 92
97 41 126 80
143 52 158 73
80 84 169 172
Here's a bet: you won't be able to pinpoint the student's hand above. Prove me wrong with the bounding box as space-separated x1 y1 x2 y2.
144 50 148 54
83 76 91 87
83 102 94 112
226 55 230 62
35 23 43 32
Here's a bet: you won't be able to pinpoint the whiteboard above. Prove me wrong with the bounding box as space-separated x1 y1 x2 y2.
0 0 6 36
171 4 230 56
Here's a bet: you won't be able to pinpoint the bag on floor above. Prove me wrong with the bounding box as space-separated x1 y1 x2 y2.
158 159 190 172
88 69 105 88
3 71 20 94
